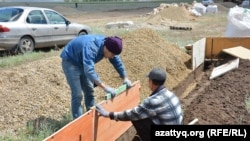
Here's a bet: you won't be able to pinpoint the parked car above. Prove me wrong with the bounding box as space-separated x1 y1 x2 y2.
0 6 91 54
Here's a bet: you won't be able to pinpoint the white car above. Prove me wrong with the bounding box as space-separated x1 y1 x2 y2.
0 6 91 54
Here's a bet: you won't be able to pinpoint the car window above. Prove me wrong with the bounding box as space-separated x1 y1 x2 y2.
44 10 66 24
27 10 47 24
0 8 23 22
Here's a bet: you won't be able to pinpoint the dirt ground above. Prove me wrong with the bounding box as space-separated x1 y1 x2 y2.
0 1 250 139
182 58 250 124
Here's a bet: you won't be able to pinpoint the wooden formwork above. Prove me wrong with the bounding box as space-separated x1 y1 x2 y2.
191 37 250 71
181 37 250 99
44 81 141 141
205 37 250 59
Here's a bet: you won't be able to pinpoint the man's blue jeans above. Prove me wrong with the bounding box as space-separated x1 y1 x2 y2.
62 59 95 119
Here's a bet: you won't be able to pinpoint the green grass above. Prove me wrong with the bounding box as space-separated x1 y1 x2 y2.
245 91 250 113
0 50 60 69
156 29 197 47
0 114 72 141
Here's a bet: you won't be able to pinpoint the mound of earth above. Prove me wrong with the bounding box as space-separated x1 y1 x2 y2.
0 56 71 134
146 4 194 25
0 28 191 134
95 27 192 99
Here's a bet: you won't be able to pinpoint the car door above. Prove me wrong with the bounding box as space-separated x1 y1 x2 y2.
44 10 77 47
25 10 53 48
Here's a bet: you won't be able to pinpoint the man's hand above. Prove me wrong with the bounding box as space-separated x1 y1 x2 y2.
104 86 116 98
123 78 132 89
96 104 109 117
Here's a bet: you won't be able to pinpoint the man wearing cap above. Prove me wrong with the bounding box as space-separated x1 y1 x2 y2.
60 34 132 120
96 67 183 141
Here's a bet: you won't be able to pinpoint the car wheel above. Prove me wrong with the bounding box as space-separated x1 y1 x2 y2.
18 36 34 54
78 31 87 36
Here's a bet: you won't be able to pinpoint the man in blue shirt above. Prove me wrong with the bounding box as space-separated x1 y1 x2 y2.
60 35 132 119
96 67 183 141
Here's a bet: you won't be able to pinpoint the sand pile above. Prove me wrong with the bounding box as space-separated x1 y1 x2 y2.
0 28 191 134
0 56 71 134
146 4 193 25
95 28 192 98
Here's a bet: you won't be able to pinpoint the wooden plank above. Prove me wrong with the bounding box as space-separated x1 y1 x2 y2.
95 81 141 141
205 37 250 59
44 110 94 141
222 46 250 60
192 38 206 70
43 81 141 141
209 58 239 80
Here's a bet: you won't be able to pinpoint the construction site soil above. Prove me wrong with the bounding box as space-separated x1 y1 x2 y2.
183 59 250 124
0 2 250 139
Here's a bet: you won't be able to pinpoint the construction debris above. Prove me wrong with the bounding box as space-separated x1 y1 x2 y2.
170 26 192 30
105 21 134 29
209 58 239 79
